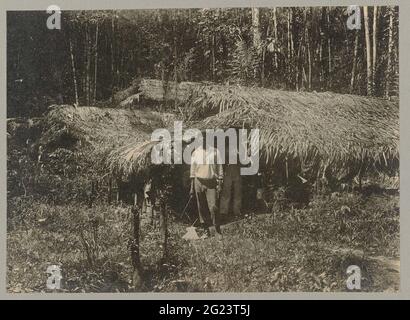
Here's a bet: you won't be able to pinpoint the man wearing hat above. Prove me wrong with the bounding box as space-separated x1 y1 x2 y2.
190 140 223 237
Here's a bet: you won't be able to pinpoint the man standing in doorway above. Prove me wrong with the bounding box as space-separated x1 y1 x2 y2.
190 141 223 238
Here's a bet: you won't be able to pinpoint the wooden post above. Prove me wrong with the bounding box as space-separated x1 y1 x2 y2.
159 192 168 262
116 178 120 203
131 193 142 289
107 177 112 205
150 201 156 227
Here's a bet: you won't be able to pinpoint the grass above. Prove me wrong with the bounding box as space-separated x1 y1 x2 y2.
7 191 399 293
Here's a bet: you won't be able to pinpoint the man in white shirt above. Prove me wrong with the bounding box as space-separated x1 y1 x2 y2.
190 143 223 237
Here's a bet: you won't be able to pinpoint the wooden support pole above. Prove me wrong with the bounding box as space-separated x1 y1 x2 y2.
159 194 168 262
131 193 142 289
108 177 112 205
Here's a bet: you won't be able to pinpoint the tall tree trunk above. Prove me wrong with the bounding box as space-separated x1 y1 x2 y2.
131 193 142 289
327 7 332 89
290 13 294 64
287 10 291 62
173 12 179 109
350 30 359 93
372 6 378 94
117 38 122 88
272 8 278 69
251 8 261 49
85 23 91 105
319 24 323 89
261 47 265 86
305 8 312 90
111 15 115 99
69 36 79 106
364 6 373 95
296 42 301 91
93 23 99 104
385 6 395 98
261 17 271 86
252 7 261 84
287 8 294 87
211 32 215 81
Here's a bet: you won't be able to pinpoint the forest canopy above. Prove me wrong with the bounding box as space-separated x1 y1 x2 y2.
7 6 399 118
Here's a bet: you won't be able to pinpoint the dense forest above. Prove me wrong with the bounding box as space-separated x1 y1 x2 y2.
7 7 400 293
7 6 399 118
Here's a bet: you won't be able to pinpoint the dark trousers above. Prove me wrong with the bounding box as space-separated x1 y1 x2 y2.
194 177 219 229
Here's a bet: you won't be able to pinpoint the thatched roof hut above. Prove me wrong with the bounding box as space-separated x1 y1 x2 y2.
42 79 399 184
189 86 399 178
138 79 399 180
41 105 176 179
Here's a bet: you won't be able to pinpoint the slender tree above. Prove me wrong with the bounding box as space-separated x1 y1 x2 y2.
385 6 395 98
305 8 312 90
69 36 79 106
272 7 278 69
110 14 116 98
363 6 373 95
287 8 294 88
372 6 378 94
319 20 324 89
350 30 359 93
251 8 261 49
327 7 332 89
93 23 99 104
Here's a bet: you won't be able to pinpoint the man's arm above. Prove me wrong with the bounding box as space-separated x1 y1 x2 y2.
215 148 224 180
190 150 197 178
215 149 223 195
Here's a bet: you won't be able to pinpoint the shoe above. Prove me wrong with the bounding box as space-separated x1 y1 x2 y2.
204 227 211 238
215 232 223 241
200 233 208 240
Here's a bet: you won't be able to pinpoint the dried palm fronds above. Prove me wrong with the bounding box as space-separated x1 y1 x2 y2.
139 78 211 104
41 105 175 177
187 86 399 177
42 77 399 181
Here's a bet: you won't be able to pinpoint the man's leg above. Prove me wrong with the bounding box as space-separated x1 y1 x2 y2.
206 187 221 234
195 179 212 235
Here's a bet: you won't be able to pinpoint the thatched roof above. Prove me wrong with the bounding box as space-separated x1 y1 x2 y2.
187 85 399 175
41 105 175 178
139 79 399 178
42 79 399 182
139 78 204 104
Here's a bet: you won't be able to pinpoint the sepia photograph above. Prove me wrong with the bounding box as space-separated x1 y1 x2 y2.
6 5 399 293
